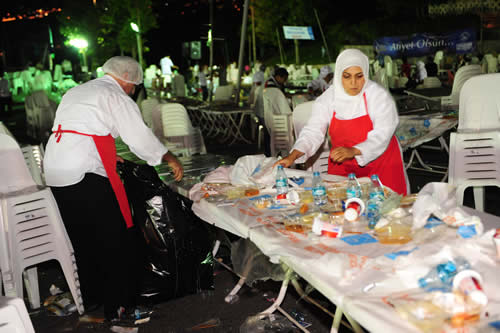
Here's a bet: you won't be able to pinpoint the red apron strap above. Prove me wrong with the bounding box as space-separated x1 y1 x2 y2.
92 135 134 228
53 125 134 228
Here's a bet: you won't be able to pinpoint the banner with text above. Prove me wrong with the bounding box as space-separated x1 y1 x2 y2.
283 26 315 40
374 28 476 58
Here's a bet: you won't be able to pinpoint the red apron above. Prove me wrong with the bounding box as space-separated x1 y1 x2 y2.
54 124 134 228
327 93 407 195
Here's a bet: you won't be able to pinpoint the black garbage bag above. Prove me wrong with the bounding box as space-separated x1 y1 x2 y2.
117 160 215 302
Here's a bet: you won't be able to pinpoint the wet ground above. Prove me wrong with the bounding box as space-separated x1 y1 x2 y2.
2 96 500 333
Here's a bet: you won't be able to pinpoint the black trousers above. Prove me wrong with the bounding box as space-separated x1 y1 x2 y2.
51 173 142 316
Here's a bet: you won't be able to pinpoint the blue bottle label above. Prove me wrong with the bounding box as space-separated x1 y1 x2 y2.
312 186 326 196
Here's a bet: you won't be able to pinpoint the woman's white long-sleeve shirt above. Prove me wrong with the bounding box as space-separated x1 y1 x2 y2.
292 80 399 166
44 75 168 187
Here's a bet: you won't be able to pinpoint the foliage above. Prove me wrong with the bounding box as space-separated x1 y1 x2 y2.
57 0 158 69
98 0 158 59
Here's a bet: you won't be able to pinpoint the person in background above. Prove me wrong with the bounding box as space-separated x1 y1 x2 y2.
264 67 288 93
43 56 184 321
307 65 333 96
425 55 438 77
249 64 265 105
415 60 427 84
198 65 208 101
0 71 12 113
400 55 412 79
160 55 177 88
275 49 408 195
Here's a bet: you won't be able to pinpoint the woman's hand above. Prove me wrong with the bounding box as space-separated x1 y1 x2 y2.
272 149 305 169
330 147 361 163
273 155 295 169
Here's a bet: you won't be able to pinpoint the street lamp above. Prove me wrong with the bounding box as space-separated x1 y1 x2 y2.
130 22 143 68
69 38 89 71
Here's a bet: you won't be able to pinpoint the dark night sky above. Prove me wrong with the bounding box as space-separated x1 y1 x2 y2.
0 0 414 70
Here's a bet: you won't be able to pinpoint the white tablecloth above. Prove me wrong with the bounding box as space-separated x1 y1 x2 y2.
192 188 500 333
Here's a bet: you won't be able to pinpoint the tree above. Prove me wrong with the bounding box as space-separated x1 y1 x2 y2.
98 0 158 66
253 0 317 64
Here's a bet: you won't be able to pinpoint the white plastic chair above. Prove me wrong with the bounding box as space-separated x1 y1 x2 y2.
0 134 84 314
21 145 45 186
485 54 498 73
421 77 442 89
140 98 160 128
160 103 206 156
24 91 57 140
213 85 234 101
172 73 186 97
0 296 35 333
292 101 330 174
263 88 294 157
448 73 500 211
443 64 482 106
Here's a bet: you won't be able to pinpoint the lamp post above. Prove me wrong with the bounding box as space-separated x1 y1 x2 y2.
130 22 143 68
69 38 88 71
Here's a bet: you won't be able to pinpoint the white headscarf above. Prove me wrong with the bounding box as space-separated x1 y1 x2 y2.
416 61 427 81
330 48 370 115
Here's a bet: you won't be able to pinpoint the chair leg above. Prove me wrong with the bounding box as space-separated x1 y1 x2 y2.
23 267 40 309
473 186 485 212
456 185 466 207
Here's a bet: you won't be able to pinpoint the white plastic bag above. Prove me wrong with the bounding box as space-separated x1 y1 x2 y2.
229 154 278 187
412 182 458 230
412 182 482 234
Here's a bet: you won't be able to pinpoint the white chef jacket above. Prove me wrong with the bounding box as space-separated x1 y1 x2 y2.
292 80 399 166
44 75 168 187
160 57 174 76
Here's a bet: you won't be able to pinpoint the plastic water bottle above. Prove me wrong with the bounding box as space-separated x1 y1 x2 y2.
367 175 385 229
312 171 327 206
275 165 288 198
346 173 361 199
418 257 471 292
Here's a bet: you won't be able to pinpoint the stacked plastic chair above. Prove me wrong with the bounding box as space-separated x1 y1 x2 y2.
24 91 57 141
292 101 330 174
140 98 160 129
213 85 234 101
448 73 500 211
442 64 482 106
0 296 35 333
262 87 294 157
160 103 206 157
0 132 84 314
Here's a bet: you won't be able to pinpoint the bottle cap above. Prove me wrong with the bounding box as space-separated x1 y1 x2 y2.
277 165 283 170
344 208 359 222
313 171 320 176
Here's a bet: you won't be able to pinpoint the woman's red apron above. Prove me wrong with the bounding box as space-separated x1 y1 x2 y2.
327 93 407 195
54 124 134 228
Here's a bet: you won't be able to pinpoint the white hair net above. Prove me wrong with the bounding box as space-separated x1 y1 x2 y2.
102 56 143 85
253 71 265 83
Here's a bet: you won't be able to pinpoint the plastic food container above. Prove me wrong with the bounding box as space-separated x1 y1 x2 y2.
374 216 413 244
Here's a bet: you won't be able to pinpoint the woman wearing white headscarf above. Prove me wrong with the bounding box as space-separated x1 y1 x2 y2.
416 60 427 82
277 49 408 195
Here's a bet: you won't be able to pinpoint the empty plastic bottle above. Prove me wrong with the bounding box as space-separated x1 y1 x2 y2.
418 257 471 292
275 165 288 198
367 174 385 229
312 171 327 206
346 173 361 199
